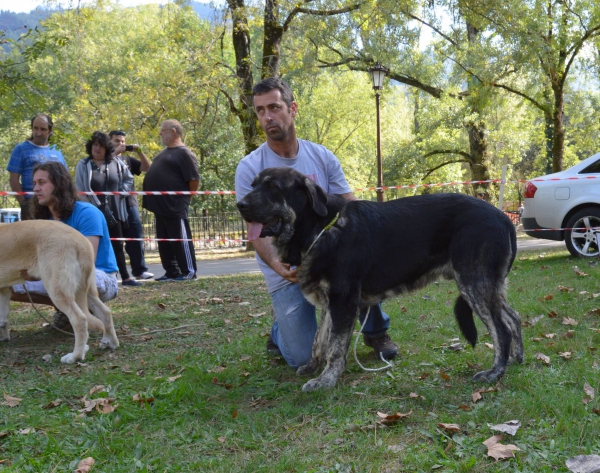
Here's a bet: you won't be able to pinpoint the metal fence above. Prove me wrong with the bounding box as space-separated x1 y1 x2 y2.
140 209 247 250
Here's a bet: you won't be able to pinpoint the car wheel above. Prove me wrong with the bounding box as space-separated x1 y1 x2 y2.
565 208 600 258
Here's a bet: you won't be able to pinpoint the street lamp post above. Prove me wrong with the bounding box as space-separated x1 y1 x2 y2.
368 62 389 203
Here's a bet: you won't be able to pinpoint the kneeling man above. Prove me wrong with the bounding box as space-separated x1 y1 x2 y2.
12 162 119 328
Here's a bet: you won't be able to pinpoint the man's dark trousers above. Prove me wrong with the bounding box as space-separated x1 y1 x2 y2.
154 213 197 279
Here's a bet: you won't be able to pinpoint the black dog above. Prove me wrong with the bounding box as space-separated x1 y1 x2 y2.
237 167 523 391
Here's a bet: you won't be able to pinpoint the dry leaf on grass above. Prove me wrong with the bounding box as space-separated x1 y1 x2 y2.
563 317 579 326
535 352 551 364
559 352 572 360
438 423 460 433
484 343 494 350
167 375 182 382
566 454 600 473
89 385 107 396
488 420 521 436
2 393 22 408
78 397 117 414
74 456 95 473
42 399 62 410
376 410 412 425
132 394 154 405
472 386 498 403
583 383 595 405
18 428 33 435
483 435 521 461
439 369 451 381
574 267 589 277
558 286 574 292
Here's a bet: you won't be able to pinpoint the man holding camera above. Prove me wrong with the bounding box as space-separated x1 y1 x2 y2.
109 130 153 280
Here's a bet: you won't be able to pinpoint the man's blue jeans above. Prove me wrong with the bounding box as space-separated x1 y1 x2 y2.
270 283 390 368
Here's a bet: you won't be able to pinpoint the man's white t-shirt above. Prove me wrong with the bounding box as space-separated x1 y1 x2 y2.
235 139 351 293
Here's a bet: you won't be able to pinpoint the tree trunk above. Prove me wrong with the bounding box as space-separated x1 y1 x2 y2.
262 0 283 79
227 0 259 154
551 84 564 172
465 21 490 195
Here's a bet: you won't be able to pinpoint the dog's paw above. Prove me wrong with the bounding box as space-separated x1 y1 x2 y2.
60 344 90 364
296 359 319 376
302 376 337 392
0 326 9 341
472 367 504 383
99 336 119 350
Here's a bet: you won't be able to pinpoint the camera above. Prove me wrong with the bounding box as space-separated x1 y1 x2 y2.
125 145 134 152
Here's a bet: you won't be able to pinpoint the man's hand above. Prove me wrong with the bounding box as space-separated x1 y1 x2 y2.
273 262 298 283
20 269 40 282
113 143 127 156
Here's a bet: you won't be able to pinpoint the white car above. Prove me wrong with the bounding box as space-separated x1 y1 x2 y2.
522 152 600 257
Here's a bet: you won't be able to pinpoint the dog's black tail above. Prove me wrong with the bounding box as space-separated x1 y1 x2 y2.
454 295 477 347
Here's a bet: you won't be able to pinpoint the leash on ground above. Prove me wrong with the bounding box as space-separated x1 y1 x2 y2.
23 287 75 337
23 287 206 338
353 307 393 372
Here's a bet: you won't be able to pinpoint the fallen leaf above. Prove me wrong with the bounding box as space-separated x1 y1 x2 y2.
484 343 494 350
376 410 412 425
574 268 589 277
74 456 95 473
42 399 62 410
559 352 572 360
409 392 420 399
439 369 451 381
249 312 266 318
212 377 233 390
558 286 574 292
563 317 579 326
0 432 7 438
562 330 575 339
239 356 251 361
566 454 600 473
89 385 107 396
78 397 117 414
167 375 182 382
588 309 600 316
472 392 483 403
157 302 166 310
488 420 521 436
42 354 52 363
18 428 33 435
438 423 460 433
583 383 595 405
548 310 559 318
535 352 551 364
530 315 545 325
543 294 554 301
2 393 22 407
543 333 556 339
217 436 226 443
483 435 521 461
132 394 154 405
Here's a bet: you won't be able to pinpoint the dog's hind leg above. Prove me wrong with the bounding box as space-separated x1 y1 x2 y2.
502 300 524 364
0 287 11 341
458 284 513 383
87 292 119 350
51 291 91 364
301 298 358 392
297 307 332 376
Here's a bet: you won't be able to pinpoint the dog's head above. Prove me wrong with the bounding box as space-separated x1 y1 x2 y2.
237 167 328 242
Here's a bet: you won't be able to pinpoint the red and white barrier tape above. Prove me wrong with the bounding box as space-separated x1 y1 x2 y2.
1 174 597 197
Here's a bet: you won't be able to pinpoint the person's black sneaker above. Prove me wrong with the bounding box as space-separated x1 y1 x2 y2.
363 332 398 360
266 335 282 356
44 310 72 332
156 275 177 282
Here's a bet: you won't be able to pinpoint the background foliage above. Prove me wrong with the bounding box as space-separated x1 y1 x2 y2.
1 0 600 212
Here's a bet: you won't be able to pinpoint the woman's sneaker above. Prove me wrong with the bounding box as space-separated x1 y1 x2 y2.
45 310 72 332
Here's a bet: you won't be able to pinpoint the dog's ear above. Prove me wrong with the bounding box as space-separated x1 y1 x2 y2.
304 177 328 217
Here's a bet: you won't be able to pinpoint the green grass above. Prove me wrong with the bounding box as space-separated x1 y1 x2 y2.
1 247 600 472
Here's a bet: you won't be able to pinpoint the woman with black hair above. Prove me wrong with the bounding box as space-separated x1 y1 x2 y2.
75 131 140 286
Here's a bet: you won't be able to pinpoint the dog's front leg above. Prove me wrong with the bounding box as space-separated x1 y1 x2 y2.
0 287 11 341
301 298 358 392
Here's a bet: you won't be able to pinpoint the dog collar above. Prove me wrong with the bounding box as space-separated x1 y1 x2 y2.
305 212 340 256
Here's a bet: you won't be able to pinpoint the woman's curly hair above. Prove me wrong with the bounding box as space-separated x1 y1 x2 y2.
85 131 114 161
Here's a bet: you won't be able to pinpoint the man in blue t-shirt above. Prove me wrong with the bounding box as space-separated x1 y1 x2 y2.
7 114 67 220
11 162 119 328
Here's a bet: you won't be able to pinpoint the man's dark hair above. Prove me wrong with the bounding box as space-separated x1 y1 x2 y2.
252 77 295 108
32 162 78 220
85 131 115 161
109 130 126 137
28 113 54 141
